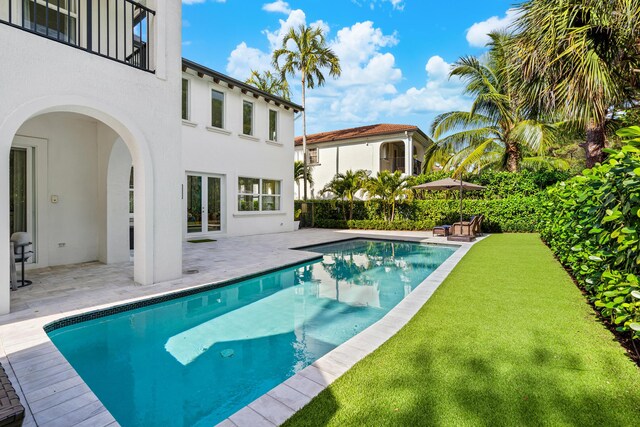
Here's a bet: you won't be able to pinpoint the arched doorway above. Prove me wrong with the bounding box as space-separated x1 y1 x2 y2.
0 99 157 314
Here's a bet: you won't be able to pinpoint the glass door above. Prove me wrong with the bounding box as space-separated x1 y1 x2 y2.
186 174 222 234
9 148 28 235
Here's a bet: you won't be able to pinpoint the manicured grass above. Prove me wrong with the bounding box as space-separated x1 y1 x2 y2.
285 234 640 426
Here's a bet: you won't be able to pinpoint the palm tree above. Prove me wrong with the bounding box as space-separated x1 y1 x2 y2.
245 70 291 100
321 170 367 220
294 160 313 200
364 170 412 222
273 24 341 200
511 0 640 167
427 32 564 175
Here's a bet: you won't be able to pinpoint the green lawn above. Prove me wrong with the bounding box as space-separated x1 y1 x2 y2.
285 234 640 426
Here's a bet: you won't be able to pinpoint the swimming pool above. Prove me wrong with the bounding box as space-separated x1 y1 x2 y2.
47 239 456 426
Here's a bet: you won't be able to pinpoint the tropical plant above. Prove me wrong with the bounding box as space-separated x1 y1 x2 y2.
539 125 640 343
427 32 566 175
364 170 412 222
245 70 291 100
511 0 640 167
294 160 313 200
321 169 367 220
273 24 341 200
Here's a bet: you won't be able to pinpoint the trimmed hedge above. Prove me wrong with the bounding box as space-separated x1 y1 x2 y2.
539 136 640 340
299 197 542 233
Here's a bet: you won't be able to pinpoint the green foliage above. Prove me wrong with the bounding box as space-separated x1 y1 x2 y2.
410 169 570 199
364 170 412 221
539 127 640 340
306 197 541 233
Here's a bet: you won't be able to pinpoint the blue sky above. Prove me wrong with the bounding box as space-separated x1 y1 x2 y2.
182 0 515 135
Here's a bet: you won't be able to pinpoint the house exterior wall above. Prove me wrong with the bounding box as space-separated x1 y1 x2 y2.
181 71 296 236
0 0 183 313
294 132 427 199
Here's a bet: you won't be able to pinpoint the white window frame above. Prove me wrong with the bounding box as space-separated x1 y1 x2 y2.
210 87 226 130
181 78 190 121
242 100 254 136
268 109 278 142
237 177 281 212
25 0 78 43
308 147 319 165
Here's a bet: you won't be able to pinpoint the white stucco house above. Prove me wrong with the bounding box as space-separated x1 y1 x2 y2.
0 0 300 314
294 124 431 198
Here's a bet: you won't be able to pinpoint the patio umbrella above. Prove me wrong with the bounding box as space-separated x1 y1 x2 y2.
412 177 486 226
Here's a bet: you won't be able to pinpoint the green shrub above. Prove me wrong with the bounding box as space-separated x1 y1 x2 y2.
539 127 640 340
307 197 541 233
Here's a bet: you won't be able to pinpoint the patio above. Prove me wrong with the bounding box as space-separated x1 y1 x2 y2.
0 229 455 426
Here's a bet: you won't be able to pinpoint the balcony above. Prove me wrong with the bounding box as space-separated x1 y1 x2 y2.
0 0 155 72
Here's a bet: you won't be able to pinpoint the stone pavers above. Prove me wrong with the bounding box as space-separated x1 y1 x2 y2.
0 229 479 426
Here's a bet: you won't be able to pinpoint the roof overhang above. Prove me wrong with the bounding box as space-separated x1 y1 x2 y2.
182 58 303 113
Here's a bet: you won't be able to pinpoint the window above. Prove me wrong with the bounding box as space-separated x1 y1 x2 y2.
242 101 253 135
25 0 77 43
238 177 281 211
182 79 190 121
211 89 224 128
268 110 278 141
308 148 319 165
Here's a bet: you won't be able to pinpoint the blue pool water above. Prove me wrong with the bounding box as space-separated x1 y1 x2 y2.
47 239 456 426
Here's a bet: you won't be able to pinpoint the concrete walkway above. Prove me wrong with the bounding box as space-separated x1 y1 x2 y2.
0 229 474 426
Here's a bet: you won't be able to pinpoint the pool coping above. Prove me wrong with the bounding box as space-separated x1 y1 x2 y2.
217 236 481 427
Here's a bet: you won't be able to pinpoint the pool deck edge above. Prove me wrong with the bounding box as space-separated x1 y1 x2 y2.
219 235 483 427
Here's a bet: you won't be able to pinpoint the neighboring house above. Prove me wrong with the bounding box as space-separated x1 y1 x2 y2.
294 124 431 198
0 0 300 314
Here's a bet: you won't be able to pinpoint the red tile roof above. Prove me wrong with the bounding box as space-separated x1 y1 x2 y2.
294 124 425 146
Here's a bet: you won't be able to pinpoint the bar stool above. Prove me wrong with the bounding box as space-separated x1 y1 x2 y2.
10 232 33 288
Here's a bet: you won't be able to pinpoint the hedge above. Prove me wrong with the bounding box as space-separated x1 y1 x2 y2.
298 197 542 233
538 133 640 340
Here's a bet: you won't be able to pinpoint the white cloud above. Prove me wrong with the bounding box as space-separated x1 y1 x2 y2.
226 9 470 134
466 8 518 47
262 1 291 14
425 55 451 80
352 0 405 11
226 42 272 79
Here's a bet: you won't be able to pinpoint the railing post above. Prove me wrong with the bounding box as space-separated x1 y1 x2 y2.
86 0 92 51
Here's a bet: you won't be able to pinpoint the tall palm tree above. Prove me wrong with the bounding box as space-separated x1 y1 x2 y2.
511 0 640 167
245 70 291 100
427 32 564 175
294 160 313 200
364 170 412 222
321 169 367 220
273 24 341 200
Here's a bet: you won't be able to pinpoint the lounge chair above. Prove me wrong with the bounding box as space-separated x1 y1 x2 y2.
432 224 451 237
451 215 480 237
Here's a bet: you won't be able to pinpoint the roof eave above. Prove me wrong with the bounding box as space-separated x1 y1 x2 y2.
182 58 304 113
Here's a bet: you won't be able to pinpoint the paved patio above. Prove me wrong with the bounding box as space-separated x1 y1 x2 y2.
0 229 468 426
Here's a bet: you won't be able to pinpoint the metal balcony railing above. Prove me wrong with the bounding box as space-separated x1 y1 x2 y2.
0 0 155 72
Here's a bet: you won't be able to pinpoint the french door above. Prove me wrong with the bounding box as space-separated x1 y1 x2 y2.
186 174 223 235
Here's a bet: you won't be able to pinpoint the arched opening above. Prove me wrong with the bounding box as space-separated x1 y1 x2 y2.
380 141 406 174
0 101 157 314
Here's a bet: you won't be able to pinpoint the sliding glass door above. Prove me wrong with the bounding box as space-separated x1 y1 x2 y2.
186 174 223 234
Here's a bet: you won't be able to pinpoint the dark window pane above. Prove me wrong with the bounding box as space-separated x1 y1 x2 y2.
243 101 253 135
269 110 277 141
211 90 224 128
182 79 189 120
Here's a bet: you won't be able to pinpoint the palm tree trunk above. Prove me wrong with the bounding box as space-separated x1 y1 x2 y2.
349 198 354 221
582 120 606 168
506 142 519 172
302 78 308 200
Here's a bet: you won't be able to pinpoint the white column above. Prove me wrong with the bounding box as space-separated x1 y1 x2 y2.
405 133 413 176
0 147 10 314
